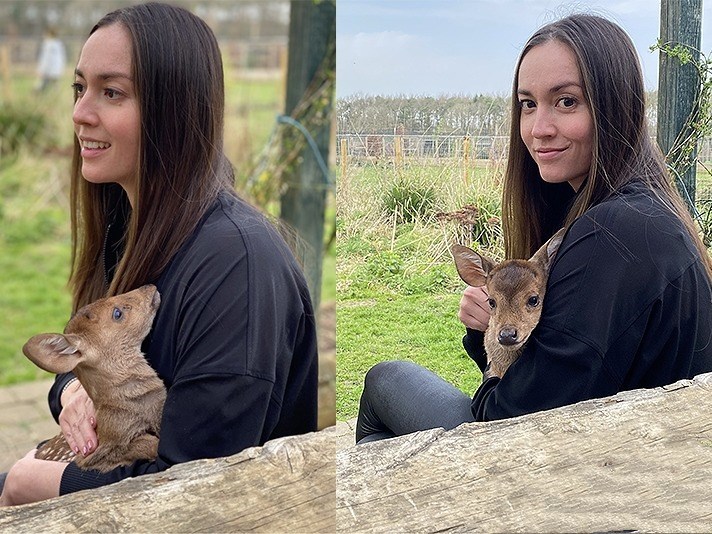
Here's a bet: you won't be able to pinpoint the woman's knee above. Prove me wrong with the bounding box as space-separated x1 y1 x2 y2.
364 360 421 391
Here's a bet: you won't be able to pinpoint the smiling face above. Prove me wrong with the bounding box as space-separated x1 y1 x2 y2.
72 23 140 205
517 40 594 192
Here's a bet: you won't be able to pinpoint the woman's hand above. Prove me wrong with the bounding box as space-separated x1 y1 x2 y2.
458 285 491 331
59 380 97 457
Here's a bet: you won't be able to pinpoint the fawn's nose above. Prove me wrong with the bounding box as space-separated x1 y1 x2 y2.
498 327 519 346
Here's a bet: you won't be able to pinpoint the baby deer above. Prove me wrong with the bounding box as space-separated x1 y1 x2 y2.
23 285 166 473
452 228 565 379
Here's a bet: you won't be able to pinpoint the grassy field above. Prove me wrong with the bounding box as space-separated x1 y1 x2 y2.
336 158 506 420
336 156 712 422
0 68 335 386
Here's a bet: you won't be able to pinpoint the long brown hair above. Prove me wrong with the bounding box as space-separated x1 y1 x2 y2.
69 2 234 311
502 14 712 278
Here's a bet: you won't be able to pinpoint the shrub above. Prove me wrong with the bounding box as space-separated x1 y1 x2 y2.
383 179 437 223
0 105 48 156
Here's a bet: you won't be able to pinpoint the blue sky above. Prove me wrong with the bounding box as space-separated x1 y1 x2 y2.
337 0 712 97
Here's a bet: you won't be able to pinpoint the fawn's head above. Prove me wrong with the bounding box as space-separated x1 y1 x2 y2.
23 285 161 376
452 229 565 351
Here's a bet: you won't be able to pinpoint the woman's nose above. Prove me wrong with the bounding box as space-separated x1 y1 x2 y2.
530 108 556 139
72 94 98 127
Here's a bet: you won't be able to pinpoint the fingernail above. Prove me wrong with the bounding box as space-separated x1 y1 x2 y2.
73 446 80 454
87 440 93 451
89 417 96 426
82 446 87 455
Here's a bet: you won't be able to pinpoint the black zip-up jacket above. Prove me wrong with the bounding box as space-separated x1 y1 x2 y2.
466 183 712 421
49 191 319 494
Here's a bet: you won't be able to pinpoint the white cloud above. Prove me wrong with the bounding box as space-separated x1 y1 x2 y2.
338 27 521 97
336 0 712 97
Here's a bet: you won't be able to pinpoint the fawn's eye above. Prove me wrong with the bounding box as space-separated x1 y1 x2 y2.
528 295 540 307
112 308 123 321
487 298 496 310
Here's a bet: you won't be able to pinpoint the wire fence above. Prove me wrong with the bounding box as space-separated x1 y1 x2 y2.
337 133 712 165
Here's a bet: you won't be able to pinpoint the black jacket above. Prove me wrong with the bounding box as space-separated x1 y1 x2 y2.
50 191 318 494
466 183 712 421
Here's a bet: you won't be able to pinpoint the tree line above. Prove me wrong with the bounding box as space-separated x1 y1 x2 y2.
337 93 659 137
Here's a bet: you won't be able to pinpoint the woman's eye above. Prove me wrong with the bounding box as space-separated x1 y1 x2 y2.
104 88 121 99
558 97 577 108
519 99 535 110
71 82 85 96
112 308 123 321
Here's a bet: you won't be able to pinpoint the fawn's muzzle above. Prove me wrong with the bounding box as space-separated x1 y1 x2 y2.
498 327 519 346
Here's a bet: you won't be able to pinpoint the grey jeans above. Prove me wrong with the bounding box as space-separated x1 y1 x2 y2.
355 360 475 444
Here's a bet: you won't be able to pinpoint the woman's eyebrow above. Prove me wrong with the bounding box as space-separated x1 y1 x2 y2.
549 82 582 93
74 68 133 81
517 82 582 96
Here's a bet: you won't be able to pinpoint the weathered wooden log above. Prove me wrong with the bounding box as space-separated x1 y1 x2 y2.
337 373 712 533
0 427 335 533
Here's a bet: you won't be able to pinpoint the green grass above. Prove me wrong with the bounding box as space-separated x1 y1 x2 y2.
336 293 481 420
0 242 72 384
335 159 503 420
321 248 336 303
0 154 73 385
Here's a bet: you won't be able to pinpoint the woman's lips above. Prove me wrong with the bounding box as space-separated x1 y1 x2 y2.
79 139 111 158
535 147 567 161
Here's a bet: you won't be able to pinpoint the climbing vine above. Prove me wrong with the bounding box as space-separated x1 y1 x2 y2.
652 39 712 245
247 0 335 210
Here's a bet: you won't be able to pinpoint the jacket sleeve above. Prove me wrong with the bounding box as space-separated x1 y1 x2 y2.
470 323 614 421
60 373 274 494
470 211 633 422
48 373 77 423
462 328 487 373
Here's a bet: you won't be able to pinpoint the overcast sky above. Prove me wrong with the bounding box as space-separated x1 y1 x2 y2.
337 0 712 98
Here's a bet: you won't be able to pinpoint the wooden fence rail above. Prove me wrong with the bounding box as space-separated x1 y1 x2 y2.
0 427 336 533
337 372 712 533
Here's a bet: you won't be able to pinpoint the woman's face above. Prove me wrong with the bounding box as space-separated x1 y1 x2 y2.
517 40 594 192
72 23 140 205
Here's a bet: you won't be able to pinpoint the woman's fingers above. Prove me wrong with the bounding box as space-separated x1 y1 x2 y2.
458 285 491 331
58 385 98 457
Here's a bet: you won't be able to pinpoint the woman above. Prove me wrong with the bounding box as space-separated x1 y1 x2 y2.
356 14 712 443
1 3 318 504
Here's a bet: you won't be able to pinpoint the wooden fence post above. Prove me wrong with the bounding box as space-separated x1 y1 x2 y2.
340 137 348 177
462 136 470 184
657 0 702 212
1 45 10 102
280 0 335 310
394 135 403 171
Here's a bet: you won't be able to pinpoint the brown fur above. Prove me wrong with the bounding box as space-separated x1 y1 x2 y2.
23 285 166 473
452 228 565 379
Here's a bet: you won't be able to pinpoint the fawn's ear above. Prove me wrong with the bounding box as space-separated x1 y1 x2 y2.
22 333 84 374
530 227 566 272
451 244 495 287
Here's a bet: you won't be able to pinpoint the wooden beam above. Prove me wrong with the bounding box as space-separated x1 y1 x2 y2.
337 373 712 532
0 428 335 533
